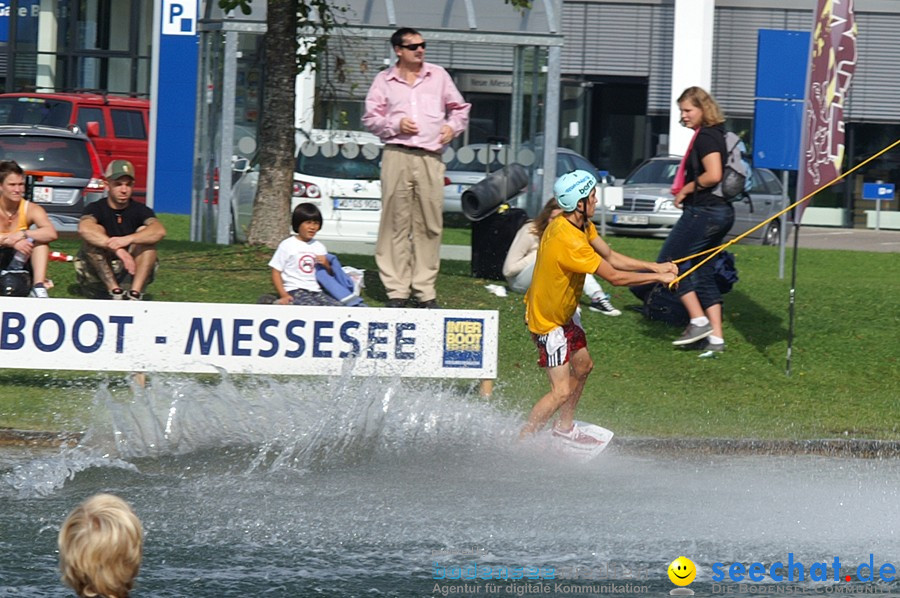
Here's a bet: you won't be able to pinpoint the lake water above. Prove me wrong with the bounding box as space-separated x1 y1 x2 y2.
2 374 899 597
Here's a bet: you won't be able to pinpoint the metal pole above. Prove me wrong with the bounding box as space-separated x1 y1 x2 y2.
541 46 561 213
598 172 608 237
191 29 212 242
510 46 524 156
778 170 789 279
875 192 881 231
785 219 801 377
217 30 238 245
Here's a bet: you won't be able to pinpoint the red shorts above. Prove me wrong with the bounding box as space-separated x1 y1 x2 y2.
531 318 587 368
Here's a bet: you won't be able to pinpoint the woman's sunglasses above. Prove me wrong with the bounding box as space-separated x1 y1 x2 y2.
399 42 426 51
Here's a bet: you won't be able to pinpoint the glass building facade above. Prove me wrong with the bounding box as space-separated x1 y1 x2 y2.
0 0 152 96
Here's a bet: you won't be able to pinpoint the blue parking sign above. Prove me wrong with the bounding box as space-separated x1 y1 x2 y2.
862 183 895 201
162 0 196 35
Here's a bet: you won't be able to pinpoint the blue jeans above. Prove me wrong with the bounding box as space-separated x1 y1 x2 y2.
657 204 734 309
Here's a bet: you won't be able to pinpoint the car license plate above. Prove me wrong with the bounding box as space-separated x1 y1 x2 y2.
334 198 380 211
32 186 53 203
456 184 468 194
613 214 649 225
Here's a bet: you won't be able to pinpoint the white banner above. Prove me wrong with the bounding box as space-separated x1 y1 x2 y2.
0 298 498 379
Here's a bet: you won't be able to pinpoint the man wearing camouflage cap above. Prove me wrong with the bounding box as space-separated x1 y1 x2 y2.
75 159 166 300
521 170 677 444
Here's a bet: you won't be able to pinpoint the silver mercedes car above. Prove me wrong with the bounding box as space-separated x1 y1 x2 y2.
600 156 788 245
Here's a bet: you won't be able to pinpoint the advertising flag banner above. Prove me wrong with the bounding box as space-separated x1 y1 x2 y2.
796 0 857 222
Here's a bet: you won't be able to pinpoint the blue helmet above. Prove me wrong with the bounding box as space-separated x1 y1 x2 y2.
554 170 597 212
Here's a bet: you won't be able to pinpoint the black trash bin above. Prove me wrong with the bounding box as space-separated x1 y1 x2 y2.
462 163 530 280
470 206 529 280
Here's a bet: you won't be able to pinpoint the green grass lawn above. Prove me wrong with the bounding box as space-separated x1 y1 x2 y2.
1 213 897 440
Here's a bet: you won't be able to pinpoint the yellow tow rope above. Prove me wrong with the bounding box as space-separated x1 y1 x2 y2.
668 137 900 289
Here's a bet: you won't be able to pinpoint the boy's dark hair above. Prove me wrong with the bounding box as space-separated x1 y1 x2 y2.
292 202 323 233
391 27 421 48
0 160 24 184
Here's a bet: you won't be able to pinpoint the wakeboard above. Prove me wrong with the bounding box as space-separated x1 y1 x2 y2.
539 421 614 462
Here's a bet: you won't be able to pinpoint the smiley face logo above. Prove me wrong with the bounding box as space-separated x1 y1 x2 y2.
667 556 697 586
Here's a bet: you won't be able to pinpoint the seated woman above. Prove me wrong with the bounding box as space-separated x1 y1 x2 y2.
502 198 621 316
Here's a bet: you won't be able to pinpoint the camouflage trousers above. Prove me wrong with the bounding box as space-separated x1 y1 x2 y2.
73 246 157 299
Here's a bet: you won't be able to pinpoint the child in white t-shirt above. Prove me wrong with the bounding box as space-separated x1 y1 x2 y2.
266 203 365 306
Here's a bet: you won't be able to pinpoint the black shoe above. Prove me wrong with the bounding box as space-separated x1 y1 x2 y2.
385 298 408 308
418 299 440 309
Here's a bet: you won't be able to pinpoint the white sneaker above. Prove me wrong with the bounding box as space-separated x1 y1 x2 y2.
551 424 606 447
29 285 49 298
342 266 365 297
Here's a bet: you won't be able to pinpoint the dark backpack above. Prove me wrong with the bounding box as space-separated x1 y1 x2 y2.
632 282 689 327
712 250 739 293
0 269 31 297
630 251 739 326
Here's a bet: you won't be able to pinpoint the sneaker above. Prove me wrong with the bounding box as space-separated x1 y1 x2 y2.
672 322 713 346
342 266 365 296
551 424 606 447
698 339 725 359
588 296 621 316
385 298 408 308
126 289 143 301
109 288 126 300
29 284 49 298
418 299 440 309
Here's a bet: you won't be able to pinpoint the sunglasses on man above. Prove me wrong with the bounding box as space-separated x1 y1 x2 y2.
398 42 426 51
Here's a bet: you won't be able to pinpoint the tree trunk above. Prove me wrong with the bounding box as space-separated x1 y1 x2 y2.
247 0 298 248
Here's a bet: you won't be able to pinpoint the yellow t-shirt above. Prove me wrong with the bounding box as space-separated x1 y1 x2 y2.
525 216 602 335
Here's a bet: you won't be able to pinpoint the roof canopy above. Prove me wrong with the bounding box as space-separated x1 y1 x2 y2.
340 0 562 46
202 0 563 46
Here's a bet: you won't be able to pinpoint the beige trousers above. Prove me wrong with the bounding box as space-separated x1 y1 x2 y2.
376 145 445 302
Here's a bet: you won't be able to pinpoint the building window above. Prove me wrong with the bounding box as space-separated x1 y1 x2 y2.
1 0 152 96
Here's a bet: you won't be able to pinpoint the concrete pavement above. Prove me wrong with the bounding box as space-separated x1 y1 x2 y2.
322 238 471 261
788 226 900 253
325 225 900 261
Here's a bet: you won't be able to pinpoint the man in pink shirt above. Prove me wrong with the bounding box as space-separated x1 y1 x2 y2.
363 27 470 309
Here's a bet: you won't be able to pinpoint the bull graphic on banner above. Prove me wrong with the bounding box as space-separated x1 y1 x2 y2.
798 0 857 221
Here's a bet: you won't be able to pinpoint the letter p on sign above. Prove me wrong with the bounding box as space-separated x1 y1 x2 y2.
162 0 197 35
